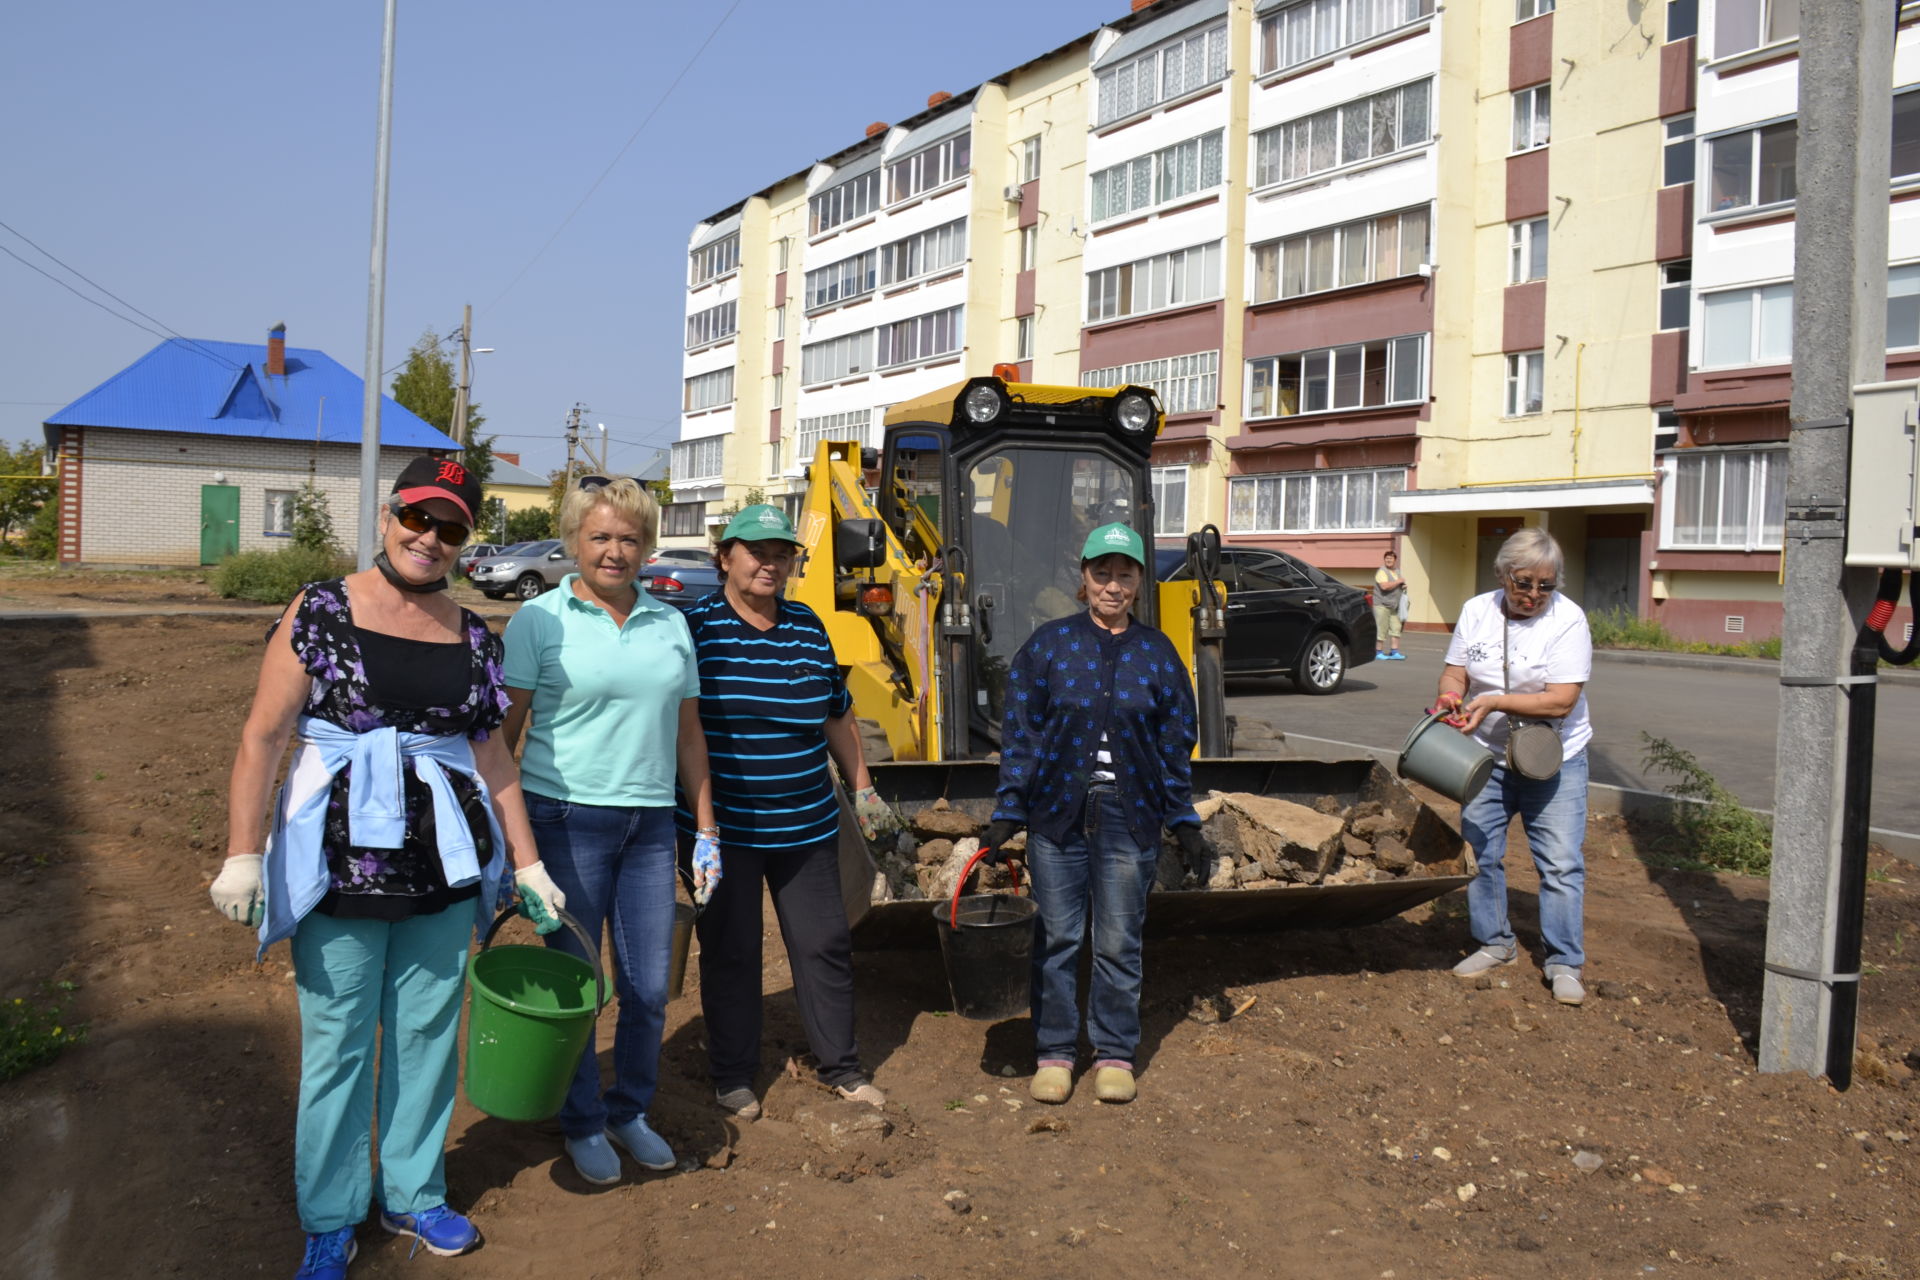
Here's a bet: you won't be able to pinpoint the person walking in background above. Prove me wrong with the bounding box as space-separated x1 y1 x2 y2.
212 456 565 1280
1431 527 1593 1007
679 504 890 1121
985 521 1208 1107
1373 549 1408 660
502 475 720 1186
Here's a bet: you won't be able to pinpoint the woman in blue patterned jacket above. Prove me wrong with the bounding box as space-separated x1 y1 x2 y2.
985 521 1207 1106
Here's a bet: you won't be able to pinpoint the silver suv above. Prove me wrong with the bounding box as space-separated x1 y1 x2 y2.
469 539 576 600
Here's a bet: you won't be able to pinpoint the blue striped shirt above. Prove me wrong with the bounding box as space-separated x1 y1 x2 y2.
674 592 852 852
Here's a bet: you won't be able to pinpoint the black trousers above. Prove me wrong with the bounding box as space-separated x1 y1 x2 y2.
688 835 861 1089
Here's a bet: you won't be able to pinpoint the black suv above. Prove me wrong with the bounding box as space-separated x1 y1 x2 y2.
1155 546 1377 694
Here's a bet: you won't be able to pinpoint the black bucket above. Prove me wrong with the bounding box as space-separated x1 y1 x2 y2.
931 847 1036 1021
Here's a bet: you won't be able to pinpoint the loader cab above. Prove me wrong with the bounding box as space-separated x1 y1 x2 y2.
878 375 1162 759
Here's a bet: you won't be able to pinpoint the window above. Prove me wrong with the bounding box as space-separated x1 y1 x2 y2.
809 170 879 236
776 238 790 271
1021 135 1042 182
1090 130 1224 223
801 329 876 384
1227 467 1408 534
1016 315 1035 360
1151 466 1188 537
1512 83 1551 153
689 234 739 287
804 250 877 312
1252 80 1432 187
1701 281 1793 367
876 305 964 368
671 435 725 483
1664 114 1696 186
661 501 707 538
1894 90 1920 182
1019 224 1038 272
1244 335 1426 417
1095 22 1229 125
880 218 967 285
683 367 735 412
1086 241 1223 324
796 409 873 461
1251 206 1430 302
1707 121 1796 212
1887 264 1920 348
887 132 971 203
1667 0 1698 40
774 305 786 339
1509 217 1548 283
1259 0 1434 74
1667 448 1786 549
1084 350 1221 415
1712 0 1798 59
264 488 295 537
770 372 784 404
1654 409 1681 451
1659 261 1692 330
1516 0 1553 19
1505 351 1544 416
686 300 738 349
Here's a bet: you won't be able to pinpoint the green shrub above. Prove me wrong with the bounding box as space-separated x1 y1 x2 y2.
1638 732 1774 875
290 482 339 554
212 546 351 604
2 982 86 1081
504 506 552 542
1588 607 1780 661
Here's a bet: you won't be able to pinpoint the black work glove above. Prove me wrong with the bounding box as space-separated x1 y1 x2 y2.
1173 824 1212 880
981 819 1023 865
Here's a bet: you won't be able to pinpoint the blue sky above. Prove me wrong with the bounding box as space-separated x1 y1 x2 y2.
1 0 1120 476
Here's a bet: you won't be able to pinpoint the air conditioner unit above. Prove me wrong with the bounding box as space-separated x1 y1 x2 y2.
1002 184 1024 202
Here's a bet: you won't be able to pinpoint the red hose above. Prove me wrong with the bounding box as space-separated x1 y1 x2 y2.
948 845 1022 929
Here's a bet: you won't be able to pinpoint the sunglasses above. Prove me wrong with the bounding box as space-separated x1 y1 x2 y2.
388 502 471 546
1507 576 1557 595
576 474 635 492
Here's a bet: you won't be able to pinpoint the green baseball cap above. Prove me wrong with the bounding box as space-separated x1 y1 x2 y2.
1080 521 1145 567
720 503 802 544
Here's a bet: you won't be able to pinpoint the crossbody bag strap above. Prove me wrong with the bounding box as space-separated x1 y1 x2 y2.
1502 606 1559 732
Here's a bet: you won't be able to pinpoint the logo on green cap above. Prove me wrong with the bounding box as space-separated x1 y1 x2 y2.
1081 521 1144 565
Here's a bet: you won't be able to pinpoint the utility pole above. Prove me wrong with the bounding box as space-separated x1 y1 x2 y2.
1759 0 1893 1080
356 0 399 571
450 302 473 446
563 403 583 483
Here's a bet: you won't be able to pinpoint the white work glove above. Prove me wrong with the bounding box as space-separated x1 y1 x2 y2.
692 832 722 906
851 785 898 842
513 860 567 935
209 854 264 927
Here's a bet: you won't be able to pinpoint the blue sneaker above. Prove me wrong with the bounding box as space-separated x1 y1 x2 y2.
379 1204 478 1257
1387 651 1407 661
565 1131 623 1185
295 1227 356 1279
606 1115 677 1171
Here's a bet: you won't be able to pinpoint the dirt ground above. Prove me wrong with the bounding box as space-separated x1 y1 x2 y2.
2 611 1917 1280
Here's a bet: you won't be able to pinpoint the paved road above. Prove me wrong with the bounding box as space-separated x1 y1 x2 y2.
1225 631 1920 836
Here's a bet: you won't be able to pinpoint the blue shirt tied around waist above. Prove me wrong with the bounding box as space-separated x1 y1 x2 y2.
257 716 505 960
992 612 1201 849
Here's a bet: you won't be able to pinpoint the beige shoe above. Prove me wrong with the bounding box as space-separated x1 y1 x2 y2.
1092 1064 1136 1103
1030 1064 1073 1104
832 1078 886 1108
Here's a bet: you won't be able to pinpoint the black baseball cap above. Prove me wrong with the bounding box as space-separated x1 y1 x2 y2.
392 455 482 523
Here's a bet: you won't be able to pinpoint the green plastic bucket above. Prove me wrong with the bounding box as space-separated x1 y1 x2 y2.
465 908 607 1123
1397 709 1496 805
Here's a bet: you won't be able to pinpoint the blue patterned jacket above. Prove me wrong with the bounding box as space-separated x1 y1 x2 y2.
992 611 1200 848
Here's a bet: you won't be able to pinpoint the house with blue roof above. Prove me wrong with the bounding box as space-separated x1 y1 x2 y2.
43 325 459 566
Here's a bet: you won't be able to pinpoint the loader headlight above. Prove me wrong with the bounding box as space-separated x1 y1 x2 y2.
1114 392 1154 434
962 384 1008 424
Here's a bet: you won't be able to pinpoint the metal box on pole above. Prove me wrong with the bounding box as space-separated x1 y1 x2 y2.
1845 379 1920 569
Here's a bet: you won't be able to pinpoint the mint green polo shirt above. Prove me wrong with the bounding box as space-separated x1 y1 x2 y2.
502 574 701 807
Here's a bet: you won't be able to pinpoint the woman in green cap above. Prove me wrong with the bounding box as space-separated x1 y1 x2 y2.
675 504 891 1118
983 521 1209 1105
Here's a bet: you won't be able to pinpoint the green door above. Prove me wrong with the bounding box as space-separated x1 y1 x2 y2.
200 484 240 563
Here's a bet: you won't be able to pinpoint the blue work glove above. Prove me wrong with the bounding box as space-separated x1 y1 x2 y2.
513 860 567 935
1173 824 1212 881
692 831 723 906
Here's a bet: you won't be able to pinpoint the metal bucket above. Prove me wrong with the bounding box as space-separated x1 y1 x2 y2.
667 900 696 999
1397 710 1496 805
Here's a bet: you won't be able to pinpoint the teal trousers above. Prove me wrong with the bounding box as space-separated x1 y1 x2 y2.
290 906 470 1232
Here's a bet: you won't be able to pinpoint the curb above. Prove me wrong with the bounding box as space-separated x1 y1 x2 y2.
1389 631 1920 687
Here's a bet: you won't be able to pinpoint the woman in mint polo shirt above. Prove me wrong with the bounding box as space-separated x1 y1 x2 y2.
502 476 721 1186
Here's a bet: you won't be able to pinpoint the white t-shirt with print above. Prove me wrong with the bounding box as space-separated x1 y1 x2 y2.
1444 589 1593 761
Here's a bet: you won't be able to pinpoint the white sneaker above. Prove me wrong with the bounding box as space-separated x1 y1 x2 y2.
1450 946 1517 977
1546 965 1586 1006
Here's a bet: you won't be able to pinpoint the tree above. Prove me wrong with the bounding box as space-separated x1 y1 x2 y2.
389 329 485 444
290 482 338 554
460 433 497 487
505 506 552 542
0 441 55 549
21 490 58 559
713 487 769 525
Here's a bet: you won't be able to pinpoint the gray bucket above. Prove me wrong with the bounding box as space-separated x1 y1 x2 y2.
1397 710 1496 804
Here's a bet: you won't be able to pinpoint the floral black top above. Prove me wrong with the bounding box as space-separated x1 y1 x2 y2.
276 578 510 917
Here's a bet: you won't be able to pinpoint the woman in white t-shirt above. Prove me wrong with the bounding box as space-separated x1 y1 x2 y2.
1432 528 1593 1006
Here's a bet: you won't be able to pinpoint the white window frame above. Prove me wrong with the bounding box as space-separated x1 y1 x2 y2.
1711 0 1798 60
1085 241 1224 325
1705 120 1797 214
1251 206 1431 303
1016 315 1035 361
795 409 873 462
1258 0 1435 75
1508 217 1548 284
1084 350 1221 416
1226 467 1409 534
1151 466 1189 538
1019 224 1039 272
886 132 971 204
1516 0 1554 20
1244 336 1426 419
661 500 708 538
1890 263 1920 350
1089 130 1224 224
1659 260 1692 331
686 299 738 349
875 305 964 369
1504 351 1544 416
1095 22 1230 127
879 217 968 286
1512 83 1550 153
264 488 295 537
809 170 879 237
1659 447 1787 551
1664 114 1696 187
683 367 736 413
1252 79 1433 188
671 435 726 484
1700 281 1794 369
1020 135 1042 183
689 234 740 287
800 330 877 385
804 250 877 312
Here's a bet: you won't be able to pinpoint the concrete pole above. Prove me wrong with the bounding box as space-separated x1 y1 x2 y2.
356 0 399 571
1758 0 1893 1077
450 302 472 447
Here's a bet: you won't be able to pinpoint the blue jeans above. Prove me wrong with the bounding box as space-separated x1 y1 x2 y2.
1026 787 1159 1066
525 793 676 1139
1460 748 1589 970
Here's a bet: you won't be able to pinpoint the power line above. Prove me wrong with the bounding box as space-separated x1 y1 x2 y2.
483 0 744 313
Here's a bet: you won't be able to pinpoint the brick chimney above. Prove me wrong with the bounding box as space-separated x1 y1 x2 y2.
865 121 888 138
495 451 521 465
266 323 286 376
1130 0 1155 10
927 91 951 108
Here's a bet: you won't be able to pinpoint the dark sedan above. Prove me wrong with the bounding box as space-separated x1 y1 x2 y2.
1155 546 1376 694
644 562 723 612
